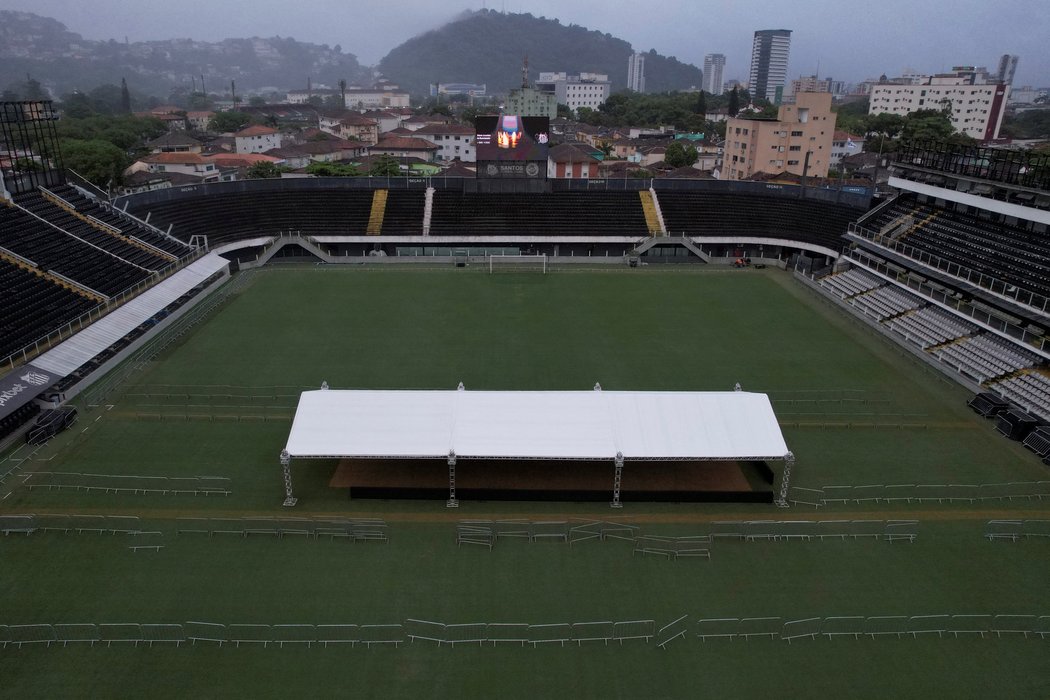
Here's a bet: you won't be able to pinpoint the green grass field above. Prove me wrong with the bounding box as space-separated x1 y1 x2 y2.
2 267 1049 699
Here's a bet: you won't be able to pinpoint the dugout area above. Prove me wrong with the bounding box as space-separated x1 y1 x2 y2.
282 387 793 507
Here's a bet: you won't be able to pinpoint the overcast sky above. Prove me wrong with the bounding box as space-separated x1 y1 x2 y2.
1 0 1046 87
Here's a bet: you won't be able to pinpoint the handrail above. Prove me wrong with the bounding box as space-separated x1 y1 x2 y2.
0 246 211 373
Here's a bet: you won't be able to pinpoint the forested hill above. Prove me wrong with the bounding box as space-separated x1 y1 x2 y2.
378 10 703 96
0 11 367 100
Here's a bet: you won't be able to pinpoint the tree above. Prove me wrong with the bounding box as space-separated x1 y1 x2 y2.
899 109 956 145
305 161 361 176
60 138 127 187
208 111 252 133
248 95 267 107
695 90 706 118
368 154 402 177
339 79 347 109
120 78 132 114
556 102 574 119
728 87 740 117
664 140 699 167
245 161 284 179
23 77 47 100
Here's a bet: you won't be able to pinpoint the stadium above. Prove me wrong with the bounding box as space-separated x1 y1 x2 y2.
2 100 1050 698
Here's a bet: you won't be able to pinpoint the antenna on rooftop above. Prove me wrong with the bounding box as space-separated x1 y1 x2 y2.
522 54 529 89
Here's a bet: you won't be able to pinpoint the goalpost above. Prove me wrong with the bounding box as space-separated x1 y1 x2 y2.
488 254 548 274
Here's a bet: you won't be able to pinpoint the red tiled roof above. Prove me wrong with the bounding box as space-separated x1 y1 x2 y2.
413 123 475 136
374 136 438 151
339 114 378 127
234 125 278 137
204 153 282 166
142 152 208 164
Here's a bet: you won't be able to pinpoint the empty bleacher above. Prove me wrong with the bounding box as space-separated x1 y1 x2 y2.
14 191 170 271
934 334 1038 383
856 194 1050 299
127 190 378 245
48 184 193 258
428 191 648 237
0 201 151 297
657 191 859 251
991 372 1050 419
849 285 923 321
819 268 882 298
0 259 97 360
380 190 425 235
889 306 977 349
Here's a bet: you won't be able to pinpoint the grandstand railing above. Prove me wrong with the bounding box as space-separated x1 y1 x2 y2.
895 140 1050 192
0 245 212 373
843 249 1049 354
847 223 1050 314
114 176 872 213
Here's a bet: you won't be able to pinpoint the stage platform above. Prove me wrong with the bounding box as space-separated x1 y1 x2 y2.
330 458 774 503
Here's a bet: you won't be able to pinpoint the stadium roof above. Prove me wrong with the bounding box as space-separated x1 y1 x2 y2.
283 389 790 461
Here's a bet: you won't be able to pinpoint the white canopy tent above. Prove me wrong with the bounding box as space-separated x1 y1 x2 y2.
280 388 793 507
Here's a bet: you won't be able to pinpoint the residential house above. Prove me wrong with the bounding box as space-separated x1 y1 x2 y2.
147 132 202 154
186 111 215 131
369 136 439 163
547 143 601 178
320 114 379 145
830 131 865 168
411 123 476 163
234 125 283 154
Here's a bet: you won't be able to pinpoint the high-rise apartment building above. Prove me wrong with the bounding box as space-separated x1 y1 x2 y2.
627 53 646 92
997 54 1019 86
702 54 726 94
749 29 791 103
722 91 835 181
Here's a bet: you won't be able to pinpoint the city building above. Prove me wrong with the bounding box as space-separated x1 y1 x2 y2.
412 123 476 163
627 53 646 92
997 54 1019 86
702 54 726 94
233 125 282 154
504 87 557 119
722 91 835 181
868 71 1009 140
535 72 611 112
285 86 410 109
430 83 487 97
749 29 792 103
830 130 865 168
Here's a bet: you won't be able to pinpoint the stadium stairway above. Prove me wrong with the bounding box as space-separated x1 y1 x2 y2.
638 191 664 236
632 236 710 262
250 234 336 267
367 190 388 236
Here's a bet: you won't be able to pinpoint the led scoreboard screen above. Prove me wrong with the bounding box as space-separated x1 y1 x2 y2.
475 115 550 179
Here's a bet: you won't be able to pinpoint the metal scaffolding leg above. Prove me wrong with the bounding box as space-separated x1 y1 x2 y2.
446 451 458 508
611 452 624 508
280 449 297 507
775 451 795 508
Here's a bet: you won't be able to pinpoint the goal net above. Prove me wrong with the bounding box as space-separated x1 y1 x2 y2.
488 254 548 274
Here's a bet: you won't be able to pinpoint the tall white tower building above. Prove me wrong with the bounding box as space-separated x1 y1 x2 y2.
749 29 791 103
702 54 726 94
627 52 646 93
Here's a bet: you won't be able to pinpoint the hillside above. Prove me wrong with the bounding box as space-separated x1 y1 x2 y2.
0 11 367 100
378 10 702 97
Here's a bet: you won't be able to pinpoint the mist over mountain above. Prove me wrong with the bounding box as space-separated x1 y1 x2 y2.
379 10 703 96
1 9 705 101
0 10 367 99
